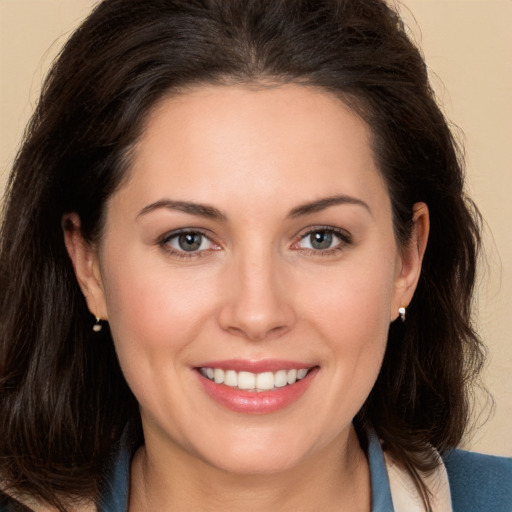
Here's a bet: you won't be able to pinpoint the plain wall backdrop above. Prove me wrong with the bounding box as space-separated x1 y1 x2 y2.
0 0 511 456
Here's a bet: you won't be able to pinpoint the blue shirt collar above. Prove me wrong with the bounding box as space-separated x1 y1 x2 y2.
99 427 394 511
367 430 395 511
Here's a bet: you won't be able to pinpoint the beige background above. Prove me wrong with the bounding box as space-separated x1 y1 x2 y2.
0 1 510 456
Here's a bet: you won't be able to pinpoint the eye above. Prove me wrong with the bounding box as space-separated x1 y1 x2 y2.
295 228 351 253
161 230 217 254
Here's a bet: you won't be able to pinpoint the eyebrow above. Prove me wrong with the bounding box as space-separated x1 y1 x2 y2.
137 199 227 221
288 195 372 218
137 194 371 222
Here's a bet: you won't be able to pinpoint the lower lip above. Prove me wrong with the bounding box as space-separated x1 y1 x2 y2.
197 368 318 414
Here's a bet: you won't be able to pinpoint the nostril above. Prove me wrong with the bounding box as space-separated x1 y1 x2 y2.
223 323 290 342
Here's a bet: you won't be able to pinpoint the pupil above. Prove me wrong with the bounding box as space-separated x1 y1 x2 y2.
178 233 202 251
311 231 332 250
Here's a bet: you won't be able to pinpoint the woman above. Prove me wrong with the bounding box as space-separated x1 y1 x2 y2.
0 0 510 511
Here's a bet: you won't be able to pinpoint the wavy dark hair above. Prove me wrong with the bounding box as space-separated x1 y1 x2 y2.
0 0 483 509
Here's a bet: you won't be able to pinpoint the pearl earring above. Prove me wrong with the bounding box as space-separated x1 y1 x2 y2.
398 306 406 322
93 316 103 332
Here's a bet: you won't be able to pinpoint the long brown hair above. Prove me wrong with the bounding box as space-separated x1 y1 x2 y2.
0 0 483 509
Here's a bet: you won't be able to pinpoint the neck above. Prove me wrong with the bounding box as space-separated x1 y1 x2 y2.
129 427 371 512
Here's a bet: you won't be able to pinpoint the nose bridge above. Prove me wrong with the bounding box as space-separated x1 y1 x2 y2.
218 241 294 341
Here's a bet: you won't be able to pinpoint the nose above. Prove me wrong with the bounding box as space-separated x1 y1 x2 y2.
217 250 296 342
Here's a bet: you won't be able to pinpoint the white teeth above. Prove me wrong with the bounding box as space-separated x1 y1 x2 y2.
200 367 311 391
237 371 256 390
274 370 288 388
256 372 275 390
287 369 297 384
214 368 225 384
224 370 238 387
297 368 308 379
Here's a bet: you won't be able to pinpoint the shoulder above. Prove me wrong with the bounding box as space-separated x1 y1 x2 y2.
443 448 512 512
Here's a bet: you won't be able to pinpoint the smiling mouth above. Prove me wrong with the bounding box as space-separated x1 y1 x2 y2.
198 367 311 392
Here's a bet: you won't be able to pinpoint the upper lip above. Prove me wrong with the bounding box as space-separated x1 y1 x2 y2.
195 359 316 373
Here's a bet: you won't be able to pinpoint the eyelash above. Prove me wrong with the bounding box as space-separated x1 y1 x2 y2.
157 226 352 259
293 226 352 256
158 229 219 260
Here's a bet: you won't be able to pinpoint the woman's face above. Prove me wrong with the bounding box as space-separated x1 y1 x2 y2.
71 84 426 474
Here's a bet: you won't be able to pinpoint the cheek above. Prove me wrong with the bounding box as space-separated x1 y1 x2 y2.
99 250 220 370
293 251 397 411
99 257 223 422
312 273 391 373
298 254 396 344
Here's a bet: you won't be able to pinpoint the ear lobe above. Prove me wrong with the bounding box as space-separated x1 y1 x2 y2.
62 213 108 320
392 202 429 320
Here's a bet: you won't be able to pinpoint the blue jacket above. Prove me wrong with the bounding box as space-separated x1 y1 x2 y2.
97 429 512 511
2 431 511 511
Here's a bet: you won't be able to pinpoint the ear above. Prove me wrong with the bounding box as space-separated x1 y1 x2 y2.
62 213 108 320
391 202 429 321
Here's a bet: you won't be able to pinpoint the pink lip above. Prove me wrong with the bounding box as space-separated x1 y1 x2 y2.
195 363 318 414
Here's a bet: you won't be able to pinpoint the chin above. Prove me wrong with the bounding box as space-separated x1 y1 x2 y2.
190 426 329 476
205 449 307 476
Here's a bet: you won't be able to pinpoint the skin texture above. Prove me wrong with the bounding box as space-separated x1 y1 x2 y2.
64 84 429 511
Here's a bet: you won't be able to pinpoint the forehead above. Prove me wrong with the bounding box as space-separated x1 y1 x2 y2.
116 84 390 220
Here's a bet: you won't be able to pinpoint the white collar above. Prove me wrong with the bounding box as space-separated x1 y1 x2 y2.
384 449 453 512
